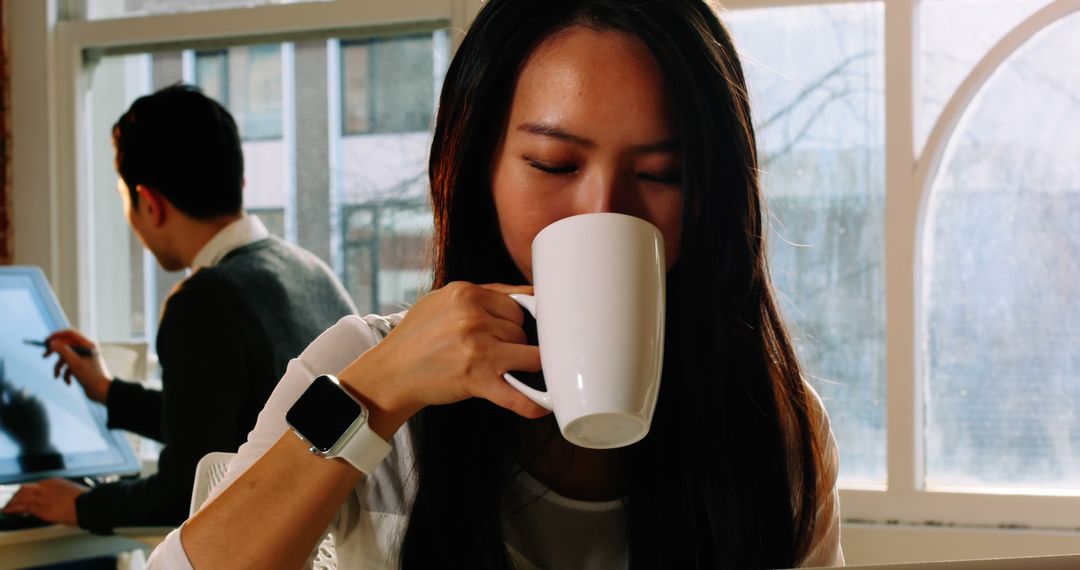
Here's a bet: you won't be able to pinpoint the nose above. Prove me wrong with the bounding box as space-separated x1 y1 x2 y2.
577 171 642 217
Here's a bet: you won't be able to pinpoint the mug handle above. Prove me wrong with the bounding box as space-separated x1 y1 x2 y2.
502 294 553 410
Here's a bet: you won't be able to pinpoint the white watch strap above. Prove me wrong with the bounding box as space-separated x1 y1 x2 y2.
332 420 392 474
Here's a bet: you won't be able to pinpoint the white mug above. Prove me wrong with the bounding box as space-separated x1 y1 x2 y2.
503 213 666 449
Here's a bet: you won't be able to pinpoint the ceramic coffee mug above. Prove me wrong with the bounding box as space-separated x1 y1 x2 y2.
503 213 665 449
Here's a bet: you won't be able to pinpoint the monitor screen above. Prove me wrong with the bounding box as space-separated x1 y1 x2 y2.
0 267 140 485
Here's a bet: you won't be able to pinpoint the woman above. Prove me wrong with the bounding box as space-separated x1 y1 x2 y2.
150 0 843 567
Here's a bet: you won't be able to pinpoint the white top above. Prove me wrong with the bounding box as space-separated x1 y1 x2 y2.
147 314 845 569
190 214 270 271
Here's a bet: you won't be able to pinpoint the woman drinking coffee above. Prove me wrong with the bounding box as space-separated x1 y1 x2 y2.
149 0 844 567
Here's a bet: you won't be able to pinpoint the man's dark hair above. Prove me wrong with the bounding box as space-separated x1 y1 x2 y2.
112 83 244 219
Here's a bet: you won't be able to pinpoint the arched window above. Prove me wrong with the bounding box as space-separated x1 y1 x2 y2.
922 10 1080 492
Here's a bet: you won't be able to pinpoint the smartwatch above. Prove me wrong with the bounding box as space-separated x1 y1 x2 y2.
285 374 392 474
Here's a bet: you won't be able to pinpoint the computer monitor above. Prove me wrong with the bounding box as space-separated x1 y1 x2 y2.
0 266 140 485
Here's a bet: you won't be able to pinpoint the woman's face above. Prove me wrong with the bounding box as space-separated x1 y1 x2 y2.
491 26 683 282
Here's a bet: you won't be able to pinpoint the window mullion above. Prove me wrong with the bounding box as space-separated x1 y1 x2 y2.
884 0 921 499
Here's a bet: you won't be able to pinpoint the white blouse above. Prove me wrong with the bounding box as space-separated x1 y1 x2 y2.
147 313 845 569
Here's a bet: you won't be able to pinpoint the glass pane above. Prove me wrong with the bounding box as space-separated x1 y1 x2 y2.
232 45 283 140
342 34 437 135
342 203 432 315
195 50 229 110
338 31 447 311
76 0 330 21
924 13 1080 491
919 0 1055 150
726 3 886 486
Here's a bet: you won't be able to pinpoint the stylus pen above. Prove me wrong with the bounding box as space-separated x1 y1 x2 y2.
23 339 95 357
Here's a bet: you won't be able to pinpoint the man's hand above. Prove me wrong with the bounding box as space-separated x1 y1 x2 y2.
44 329 113 404
2 478 88 526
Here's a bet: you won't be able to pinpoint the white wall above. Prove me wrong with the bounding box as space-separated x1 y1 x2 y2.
843 524 1080 566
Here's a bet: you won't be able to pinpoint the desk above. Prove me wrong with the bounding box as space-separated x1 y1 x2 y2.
0 524 172 569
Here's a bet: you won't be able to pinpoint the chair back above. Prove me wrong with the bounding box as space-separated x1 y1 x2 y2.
190 451 235 515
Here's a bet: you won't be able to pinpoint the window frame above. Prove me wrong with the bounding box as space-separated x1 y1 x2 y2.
11 0 1080 541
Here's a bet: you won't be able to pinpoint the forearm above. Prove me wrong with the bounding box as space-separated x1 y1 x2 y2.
181 433 363 569
76 473 186 534
180 349 415 569
106 379 165 441
180 348 415 568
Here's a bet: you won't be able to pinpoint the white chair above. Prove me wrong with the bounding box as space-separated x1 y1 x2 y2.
189 451 234 516
190 452 338 569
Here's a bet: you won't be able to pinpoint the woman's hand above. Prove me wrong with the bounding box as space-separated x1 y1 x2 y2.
180 283 546 569
339 281 548 438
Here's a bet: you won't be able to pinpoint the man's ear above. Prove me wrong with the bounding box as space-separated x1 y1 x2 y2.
135 184 168 228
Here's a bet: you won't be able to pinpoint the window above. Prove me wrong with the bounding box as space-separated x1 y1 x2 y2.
341 33 438 135
19 0 1080 549
341 202 432 316
231 44 284 141
923 11 1080 492
84 31 448 342
726 3 886 487
337 31 447 314
918 0 1057 150
194 50 228 104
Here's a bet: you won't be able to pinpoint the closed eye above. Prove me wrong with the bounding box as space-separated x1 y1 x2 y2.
526 158 577 175
639 171 682 185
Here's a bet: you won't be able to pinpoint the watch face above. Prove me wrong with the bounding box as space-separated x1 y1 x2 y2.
286 375 365 453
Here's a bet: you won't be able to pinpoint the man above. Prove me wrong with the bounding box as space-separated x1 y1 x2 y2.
2 84 357 534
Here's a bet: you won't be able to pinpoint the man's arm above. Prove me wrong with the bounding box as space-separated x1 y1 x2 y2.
77 277 249 532
106 379 164 441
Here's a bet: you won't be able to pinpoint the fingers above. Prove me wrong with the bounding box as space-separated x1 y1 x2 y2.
56 343 79 361
482 374 550 419
496 343 542 374
44 332 70 357
52 347 78 385
469 344 547 418
488 318 528 345
478 283 533 296
45 330 95 359
50 345 80 385
46 329 94 347
436 281 529 327
387 282 547 419
473 284 534 326
2 485 39 515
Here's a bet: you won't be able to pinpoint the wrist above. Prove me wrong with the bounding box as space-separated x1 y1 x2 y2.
337 353 421 441
91 376 113 404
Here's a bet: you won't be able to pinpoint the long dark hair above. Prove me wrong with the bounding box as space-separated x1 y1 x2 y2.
404 0 826 567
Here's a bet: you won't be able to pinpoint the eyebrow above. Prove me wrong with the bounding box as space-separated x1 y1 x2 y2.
516 122 680 153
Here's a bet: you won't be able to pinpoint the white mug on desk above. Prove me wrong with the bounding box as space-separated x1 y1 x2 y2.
503 213 666 449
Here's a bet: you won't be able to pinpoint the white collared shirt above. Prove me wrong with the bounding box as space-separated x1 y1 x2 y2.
190 215 271 271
